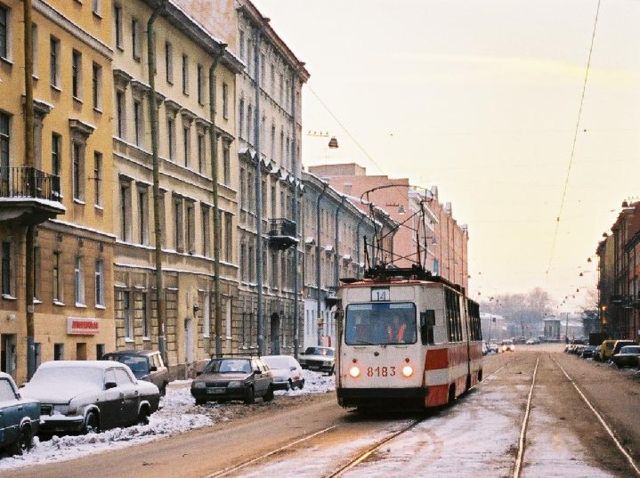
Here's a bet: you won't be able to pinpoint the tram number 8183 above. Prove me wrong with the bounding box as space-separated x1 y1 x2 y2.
366 366 396 377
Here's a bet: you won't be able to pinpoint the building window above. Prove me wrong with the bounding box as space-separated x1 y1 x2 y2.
31 23 38 77
133 99 142 146
222 83 229 119
224 212 233 262
238 98 245 139
270 64 275 96
92 62 102 110
240 167 246 209
72 141 84 201
174 196 183 251
141 292 150 338
181 54 189 95
92 0 101 16
247 105 252 143
0 112 9 178
239 30 244 60
197 63 204 105
96 343 105 359
49 36 60 87
116 90 125 139
270 125 275 160
1 241 11 296
52 251 62 303
240 243 246 281
131 18 141 61
138 187 148 244
122 290 132 339
165 41 173 84
74 256 85 306
0 5 9 60
114 4 122 49
54 343 64 361
72 49 82 99
95 259 104 307
93 152 102 207
167 116 175 160
223 140 230 185
197 132 205 174
183 125 190 167
186 201 195 254
202 206 210 257
203 292 210 337
120 181 131 241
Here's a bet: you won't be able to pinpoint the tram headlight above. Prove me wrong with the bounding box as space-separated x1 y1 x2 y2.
349 366 361 378
402 365 414 377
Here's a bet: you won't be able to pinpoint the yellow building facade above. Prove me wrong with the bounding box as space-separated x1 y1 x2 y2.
0 0 115 382
111 0 242 376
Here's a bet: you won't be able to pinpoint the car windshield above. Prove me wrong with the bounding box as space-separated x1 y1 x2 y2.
105 355 149 378
304 347 334 356
31 366 104 389
345 302 417 346
262 356 292 369
620 346 640 354
204 359 252 374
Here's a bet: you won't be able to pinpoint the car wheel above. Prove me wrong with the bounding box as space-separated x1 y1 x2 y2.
160 382 168 397
195 398 207 406
9 424 33 456
299 379 305 390
244 386 255 405
83 411 99 434
137 406 150 425
288 379 293 391
263 386 274 402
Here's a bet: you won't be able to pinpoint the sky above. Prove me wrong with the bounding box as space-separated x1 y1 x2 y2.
254 0 640 309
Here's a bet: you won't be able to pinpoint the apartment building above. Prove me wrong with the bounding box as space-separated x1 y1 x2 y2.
0 0 115 381
110 0 242 374
300 171 392 347
308 163 469 291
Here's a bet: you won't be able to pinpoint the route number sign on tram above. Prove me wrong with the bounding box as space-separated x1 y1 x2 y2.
371 287 390 301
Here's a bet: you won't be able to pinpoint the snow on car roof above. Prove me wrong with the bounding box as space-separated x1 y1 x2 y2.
38 360 129 370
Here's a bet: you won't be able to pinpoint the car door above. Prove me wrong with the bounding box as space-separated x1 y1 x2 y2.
256 359 271 395
0 378 19 447
101 368 123 429
114 368 139 426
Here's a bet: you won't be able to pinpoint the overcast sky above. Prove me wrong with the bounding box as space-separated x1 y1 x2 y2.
254 0 640 310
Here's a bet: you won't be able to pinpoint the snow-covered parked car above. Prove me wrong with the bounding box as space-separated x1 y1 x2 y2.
298 347 335 374
21 361 160 436
262 355 305 390
0 372 40 455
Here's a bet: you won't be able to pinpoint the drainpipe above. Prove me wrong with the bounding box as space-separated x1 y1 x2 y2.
315 182 329 346
209 46 226 357
147 0 168 365
333 196 346 285
355 213 367 279
253 28 264 355
23 0 36 379
291 72 300 358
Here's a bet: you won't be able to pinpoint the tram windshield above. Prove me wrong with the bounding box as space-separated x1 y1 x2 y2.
345 302 417 345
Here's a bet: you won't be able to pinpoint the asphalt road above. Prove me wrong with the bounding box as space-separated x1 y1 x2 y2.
4 346 640 478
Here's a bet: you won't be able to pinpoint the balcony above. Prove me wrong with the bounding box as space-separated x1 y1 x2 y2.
0 166 65 225
267 218 298 250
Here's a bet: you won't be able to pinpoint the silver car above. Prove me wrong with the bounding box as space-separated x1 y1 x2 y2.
262 355 305 390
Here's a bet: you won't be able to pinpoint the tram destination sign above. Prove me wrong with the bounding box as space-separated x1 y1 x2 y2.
371 287 390 302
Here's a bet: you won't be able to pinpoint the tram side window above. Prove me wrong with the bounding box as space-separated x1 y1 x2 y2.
446 289 463 343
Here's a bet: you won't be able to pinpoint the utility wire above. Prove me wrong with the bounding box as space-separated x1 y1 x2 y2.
546 0 602 277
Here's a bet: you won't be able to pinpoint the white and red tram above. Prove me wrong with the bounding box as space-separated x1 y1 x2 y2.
336 271 483 409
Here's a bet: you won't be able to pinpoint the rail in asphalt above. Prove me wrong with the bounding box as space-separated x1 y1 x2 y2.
551 356 640 477
513 356 540 478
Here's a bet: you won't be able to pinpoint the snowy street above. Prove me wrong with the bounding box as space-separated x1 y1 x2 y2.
2 347 640 477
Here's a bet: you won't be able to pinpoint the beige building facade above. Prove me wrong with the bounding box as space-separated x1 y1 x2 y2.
0 0 116 382
110 0 242 375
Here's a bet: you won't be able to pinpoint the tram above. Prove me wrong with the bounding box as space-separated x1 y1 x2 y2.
336 266 483 410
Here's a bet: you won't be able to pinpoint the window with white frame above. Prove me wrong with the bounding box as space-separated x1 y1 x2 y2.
133 99 143 146
138 186 149 244
92 62 102 110
92 0 101 16
52 251 62 303
94 152 102 206
72 50 83 99
165 41 173 84
182 54 189 95
72 141 85 201
0 5 9 61
114 4 123 49
167 115 175 160
203 292 210 337
1 241 12 296
95 259 104 307
197 63 204 105
120 180 131 241
50 36 60 87
74 256 85 306
222 82 229 119
131 18 141 61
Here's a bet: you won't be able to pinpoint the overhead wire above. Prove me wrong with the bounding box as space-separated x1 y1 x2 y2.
545 0 602 277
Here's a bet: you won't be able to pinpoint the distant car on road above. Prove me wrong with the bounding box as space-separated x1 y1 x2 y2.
298 346 335 374
0 372 39 455
102 350 169 396
21 361 160 436
580 345 597 359
261 355 305 390
501 340 515 353
191 357 274 405
612 345 640 368
525 338 540 345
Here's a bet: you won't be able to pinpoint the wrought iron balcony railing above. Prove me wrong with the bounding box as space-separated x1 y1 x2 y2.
0 166 61 201
267 218 297 250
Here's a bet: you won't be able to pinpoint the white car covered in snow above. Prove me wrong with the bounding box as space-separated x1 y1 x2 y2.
262 355 305 390
21 361 160 435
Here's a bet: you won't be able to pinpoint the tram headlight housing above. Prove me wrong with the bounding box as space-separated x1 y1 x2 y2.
402 365 414 377
349 366 361 378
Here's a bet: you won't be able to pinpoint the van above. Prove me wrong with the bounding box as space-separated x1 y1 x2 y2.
599 340 616 361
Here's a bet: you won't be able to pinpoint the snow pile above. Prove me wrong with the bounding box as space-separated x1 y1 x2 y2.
0 386 211 470
276 369 335 396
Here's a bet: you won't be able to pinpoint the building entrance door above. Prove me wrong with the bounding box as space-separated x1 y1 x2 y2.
1 334 17 378
270 313 281 354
